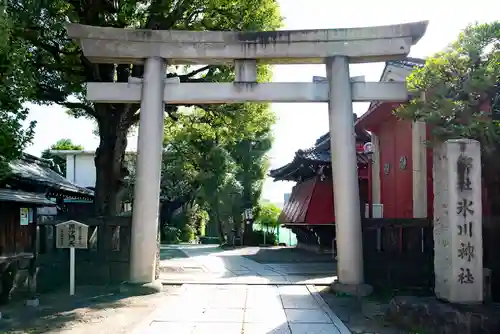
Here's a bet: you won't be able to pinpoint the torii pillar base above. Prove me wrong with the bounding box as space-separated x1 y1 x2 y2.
331 280 373 297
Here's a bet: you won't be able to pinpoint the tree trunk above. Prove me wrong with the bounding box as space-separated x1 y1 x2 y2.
217 217 225 244
94 106 131 216
242 181 253 244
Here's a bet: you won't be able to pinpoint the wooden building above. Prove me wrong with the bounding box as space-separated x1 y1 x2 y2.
0 154 94 303
269 123 371 252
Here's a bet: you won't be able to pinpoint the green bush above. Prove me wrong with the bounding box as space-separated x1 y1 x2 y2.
199 236 220 244
163 226 181 244
246 230 277 246
180 224 195 242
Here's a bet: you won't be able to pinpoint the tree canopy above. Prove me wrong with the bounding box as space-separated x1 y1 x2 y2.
157 85 276 241
7 0 283 215
255 201 281 230
41 138 84 175
396 21 500 212
0 8 36 180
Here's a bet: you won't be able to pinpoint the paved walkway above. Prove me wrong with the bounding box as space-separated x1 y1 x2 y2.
159 245 337 285
133 245 350 333
134 284 350 333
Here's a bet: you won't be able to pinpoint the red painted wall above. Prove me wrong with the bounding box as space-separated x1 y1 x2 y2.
305 176 369 224
279 177 316 224
306 176 334 224
377 116 413 218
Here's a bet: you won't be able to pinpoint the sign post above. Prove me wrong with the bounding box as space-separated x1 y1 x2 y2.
56 220 89 296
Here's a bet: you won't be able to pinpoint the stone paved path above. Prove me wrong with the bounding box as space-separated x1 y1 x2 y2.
159 245 337 285
139 245 350 333
134 284 350 334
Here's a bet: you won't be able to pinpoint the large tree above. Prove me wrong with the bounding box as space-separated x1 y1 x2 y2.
396 21 500 213
41 138 84 175
0 8 36 180
7 0 282 215
160 97 276 241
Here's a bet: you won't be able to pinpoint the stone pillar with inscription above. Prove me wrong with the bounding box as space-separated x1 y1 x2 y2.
433 139 483 303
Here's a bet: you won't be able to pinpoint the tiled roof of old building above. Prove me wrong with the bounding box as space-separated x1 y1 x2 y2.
8 154 94 197
0 188 56 205
269 130 370 182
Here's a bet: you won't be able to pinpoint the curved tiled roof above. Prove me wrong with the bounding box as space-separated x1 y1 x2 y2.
8 154 94 197
269 134 369 181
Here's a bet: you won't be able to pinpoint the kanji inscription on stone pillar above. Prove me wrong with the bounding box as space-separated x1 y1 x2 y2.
433 139 483 303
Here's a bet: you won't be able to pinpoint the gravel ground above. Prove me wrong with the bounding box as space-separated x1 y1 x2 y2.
0 285 183 334
316 286 410 334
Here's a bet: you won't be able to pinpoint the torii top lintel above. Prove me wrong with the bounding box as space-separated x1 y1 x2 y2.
66 21 428 65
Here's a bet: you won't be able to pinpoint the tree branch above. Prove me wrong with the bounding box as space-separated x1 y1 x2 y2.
175 65 214 80
62 102 97 118
147 0 194 30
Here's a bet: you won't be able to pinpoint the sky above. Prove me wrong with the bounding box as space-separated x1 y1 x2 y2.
23 0 498 204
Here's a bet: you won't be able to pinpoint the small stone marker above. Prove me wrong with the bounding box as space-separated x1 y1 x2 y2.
56 220 89 296
433 139 483 303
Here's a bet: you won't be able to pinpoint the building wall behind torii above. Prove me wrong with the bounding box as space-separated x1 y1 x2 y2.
362 102 492 219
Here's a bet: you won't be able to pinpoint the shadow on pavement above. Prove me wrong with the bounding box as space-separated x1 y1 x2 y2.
241 246 335 264
159 246 188 260
0 285 161 333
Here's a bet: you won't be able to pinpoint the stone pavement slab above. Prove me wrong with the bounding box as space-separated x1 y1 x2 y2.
159 245 336 285
133 284 350 334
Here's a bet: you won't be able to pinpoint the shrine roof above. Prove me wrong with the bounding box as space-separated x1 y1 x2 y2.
7 154 94 198
269 129 370 182
0 189 56 206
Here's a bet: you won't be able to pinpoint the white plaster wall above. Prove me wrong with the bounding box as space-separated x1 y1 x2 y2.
74 155 97 188
64 154 96 188
65 155 76 183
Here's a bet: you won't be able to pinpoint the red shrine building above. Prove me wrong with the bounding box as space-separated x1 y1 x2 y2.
270 59 492 251
356 59 433 219
269 122 371 251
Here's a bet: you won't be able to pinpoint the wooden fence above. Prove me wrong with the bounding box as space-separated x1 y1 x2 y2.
35 215 131 292
362 218 434 292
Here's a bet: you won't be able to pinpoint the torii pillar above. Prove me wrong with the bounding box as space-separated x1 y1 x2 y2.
129 57 166 284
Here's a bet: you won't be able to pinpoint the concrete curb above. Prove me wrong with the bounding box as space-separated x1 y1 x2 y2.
307 285 352 334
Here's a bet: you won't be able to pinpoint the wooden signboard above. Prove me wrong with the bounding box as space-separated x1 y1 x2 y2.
56 220 89 249
55 220 89 296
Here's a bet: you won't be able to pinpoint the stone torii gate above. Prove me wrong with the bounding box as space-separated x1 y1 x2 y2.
67 21 428 291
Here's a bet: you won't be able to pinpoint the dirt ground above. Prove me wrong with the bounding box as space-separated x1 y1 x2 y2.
0 284 183 334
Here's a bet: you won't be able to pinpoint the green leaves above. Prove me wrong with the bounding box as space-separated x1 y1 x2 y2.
40 139 84 175
396 21 500 147
0 10 37 179
255 201 281 229
5 0 282 216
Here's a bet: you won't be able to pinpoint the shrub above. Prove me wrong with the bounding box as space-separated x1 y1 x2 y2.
246 230 277 246
163 226 181 244
180 224 195 242
199 236 220 244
